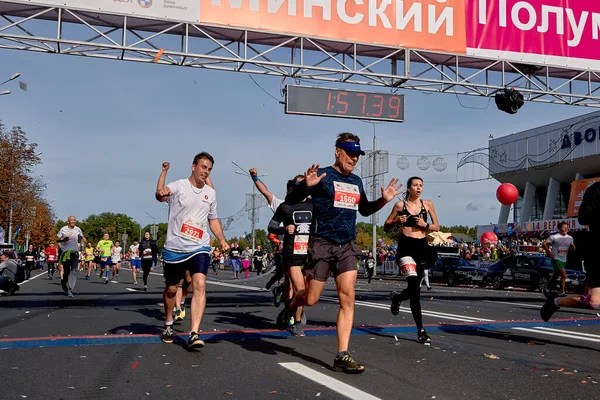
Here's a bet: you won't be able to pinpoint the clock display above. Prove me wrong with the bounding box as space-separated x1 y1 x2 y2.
285 85 405 122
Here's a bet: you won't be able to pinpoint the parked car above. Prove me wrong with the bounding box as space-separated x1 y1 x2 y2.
429 256 486 286
482 254 586 292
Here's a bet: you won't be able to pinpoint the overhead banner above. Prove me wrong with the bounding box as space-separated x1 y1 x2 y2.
567 177 600 217
30 0 600 71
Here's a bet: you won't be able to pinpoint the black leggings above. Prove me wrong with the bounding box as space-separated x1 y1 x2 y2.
141 260 153 286
60 253 79 290
395 235 436 331
47 262 56 276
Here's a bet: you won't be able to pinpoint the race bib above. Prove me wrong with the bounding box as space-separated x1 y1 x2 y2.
333 182 360 210
25 256 34 262
179 218 205 243
293 235 309 255
399 256 417 277
557 248 568 255
47 255 56 262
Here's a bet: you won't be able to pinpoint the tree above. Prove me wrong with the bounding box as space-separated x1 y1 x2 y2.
0 122 54 248
141 222 168 250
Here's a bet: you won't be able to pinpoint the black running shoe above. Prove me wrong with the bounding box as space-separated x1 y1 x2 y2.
390 291 401 316
187 332 205 349
333 352 365 374
541 295 559 322
276 308 292 330
417 329 432 345
160 325 174 344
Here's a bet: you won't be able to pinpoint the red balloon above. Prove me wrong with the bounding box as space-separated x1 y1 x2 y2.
480 232 498 245
496 183 519 206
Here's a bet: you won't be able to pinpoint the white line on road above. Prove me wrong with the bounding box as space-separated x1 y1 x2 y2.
19 271 46 285
125 288 137 292
279 362 382 400
512 327 600 343
484 300 541 309
532 326 600 339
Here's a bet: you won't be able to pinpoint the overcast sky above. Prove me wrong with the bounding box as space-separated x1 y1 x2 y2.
0 49 590 240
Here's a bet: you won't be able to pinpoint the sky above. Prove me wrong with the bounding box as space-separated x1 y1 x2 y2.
0 45 592 240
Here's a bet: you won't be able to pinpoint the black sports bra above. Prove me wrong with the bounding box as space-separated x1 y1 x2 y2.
398 199 428 227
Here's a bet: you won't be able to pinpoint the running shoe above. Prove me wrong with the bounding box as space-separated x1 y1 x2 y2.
291 323 305 337
276 308 292 330
417 329 431 345
160 325 174 344
144 285 148 292
272 285 282 308
558 292 567 297
333 352 365 374
187 332 205 349
67 290 74 298
427 286 432 291
541 294 559 322
134 280 138 285
174 308 185 322
390 291 402 316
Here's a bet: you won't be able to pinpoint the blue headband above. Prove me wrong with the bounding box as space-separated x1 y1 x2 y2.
336 141 365 155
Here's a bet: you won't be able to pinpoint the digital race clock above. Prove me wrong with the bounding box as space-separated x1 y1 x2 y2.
285 85 405 123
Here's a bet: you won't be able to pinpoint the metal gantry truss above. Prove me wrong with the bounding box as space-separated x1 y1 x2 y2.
1 0 600 107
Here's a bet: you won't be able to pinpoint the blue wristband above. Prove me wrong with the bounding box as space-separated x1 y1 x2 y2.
252 176 259 182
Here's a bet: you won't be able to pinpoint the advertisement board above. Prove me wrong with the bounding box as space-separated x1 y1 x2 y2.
25 0 600 71
567 177 600 217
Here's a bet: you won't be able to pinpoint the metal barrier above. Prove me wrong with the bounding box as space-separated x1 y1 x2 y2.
358 261 400 276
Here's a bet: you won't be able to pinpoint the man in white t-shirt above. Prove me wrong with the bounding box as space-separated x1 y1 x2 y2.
155 153 230 350
542 221 575 296
57 215 87 298
111 241 123 282
129 240 141 285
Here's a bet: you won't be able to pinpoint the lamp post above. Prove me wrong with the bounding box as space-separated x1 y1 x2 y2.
145 211 158 240
0 73 20 97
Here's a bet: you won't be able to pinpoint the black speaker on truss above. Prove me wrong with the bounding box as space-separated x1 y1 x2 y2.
495 88 524 114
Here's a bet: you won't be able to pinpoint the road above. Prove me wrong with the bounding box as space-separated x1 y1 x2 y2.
1 266 599 400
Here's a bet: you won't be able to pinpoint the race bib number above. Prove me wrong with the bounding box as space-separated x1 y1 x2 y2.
179 218 205 243
557 248 568 255
399 256 417 277
293 235 309 255
47 255 56 262
333 182 360 210
25 256 34 262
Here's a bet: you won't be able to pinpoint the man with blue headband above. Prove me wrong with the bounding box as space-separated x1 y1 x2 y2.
285 132 402 373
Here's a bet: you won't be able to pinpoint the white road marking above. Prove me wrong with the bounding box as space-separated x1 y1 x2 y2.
279 362 382 400
532 326 600 339
125 288 137 292
512 327 600 343
484 300 541 309
18 271 46 285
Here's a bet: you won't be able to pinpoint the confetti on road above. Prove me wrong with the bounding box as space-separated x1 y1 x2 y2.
502 368 510 371
132 361 139 370
224 392 232 395
316 393 321 397
394 336 398 341
100 387 108 390
557 368 565 372
67 387 75 390
270 391 277 394
484 353 500 360
164 363 170 365
527 341 535 345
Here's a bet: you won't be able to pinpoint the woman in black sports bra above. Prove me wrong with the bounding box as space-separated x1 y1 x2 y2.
384 176 440 345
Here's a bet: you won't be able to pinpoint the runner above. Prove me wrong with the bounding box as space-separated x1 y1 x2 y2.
541 182 600 321
57 216 88 297
96 233 114 284
22 244 37 280
45 241 58 279
241 246 252 279
110 240 123 282
542 221 575 297
129 239 141 285
155 156 230 349
210 248 220 275
229 244 241 279
249 167 283 213
0 250 20 295
285 133 401 373
38 248 45 271
268 174 311 336
253 245 265 275
83 242 94 280
139 231 158 291
385 176 440 345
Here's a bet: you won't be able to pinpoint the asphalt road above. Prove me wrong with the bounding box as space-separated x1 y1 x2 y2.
1 266 599 400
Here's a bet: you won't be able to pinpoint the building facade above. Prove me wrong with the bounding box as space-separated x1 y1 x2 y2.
489 110 600 224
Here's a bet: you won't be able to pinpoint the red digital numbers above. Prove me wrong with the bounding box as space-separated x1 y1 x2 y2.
323 89 402 120
336 92 348 114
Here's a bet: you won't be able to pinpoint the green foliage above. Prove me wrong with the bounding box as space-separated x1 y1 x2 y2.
141 222 168 250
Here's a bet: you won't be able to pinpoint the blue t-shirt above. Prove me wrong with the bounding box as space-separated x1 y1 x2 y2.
287 166 378 245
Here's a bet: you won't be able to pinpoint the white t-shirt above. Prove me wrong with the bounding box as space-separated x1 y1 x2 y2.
547 233 574 263
269 196 283 213
129 244 140 260
164 178 218 252
111 246 122 262
57 226 84 251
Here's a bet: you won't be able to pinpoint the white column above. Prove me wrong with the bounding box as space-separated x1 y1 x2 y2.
520 181 536 222
498 204 510 224
575 173 585 180
543 177 561 220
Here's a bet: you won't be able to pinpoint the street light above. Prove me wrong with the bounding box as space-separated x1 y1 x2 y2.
0 90 10 96
145 210 158 240
0 73 20 87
